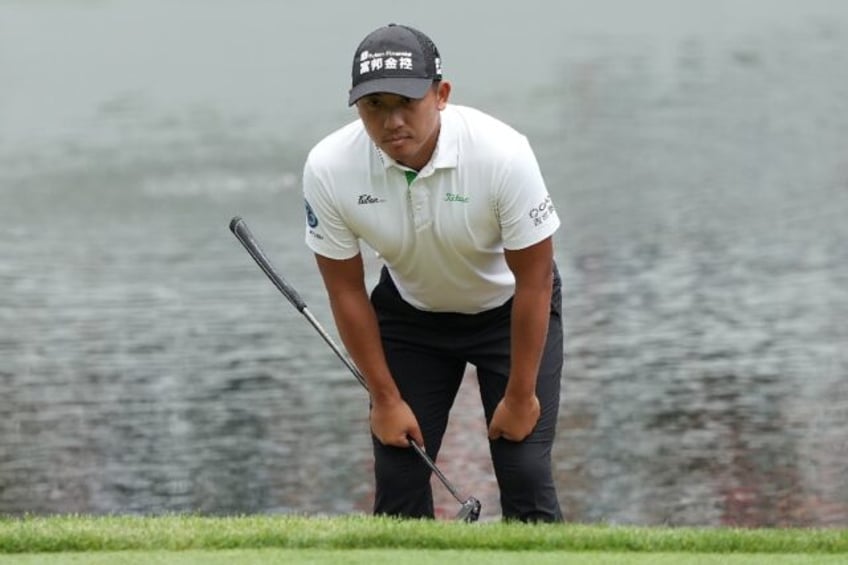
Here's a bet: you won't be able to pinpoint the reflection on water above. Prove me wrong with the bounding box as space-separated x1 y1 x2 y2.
2 1 847 525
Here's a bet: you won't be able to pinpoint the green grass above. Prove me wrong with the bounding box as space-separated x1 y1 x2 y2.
0 515 845 564
2 549 848 565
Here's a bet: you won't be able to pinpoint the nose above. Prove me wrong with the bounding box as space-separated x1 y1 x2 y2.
383 107 404 130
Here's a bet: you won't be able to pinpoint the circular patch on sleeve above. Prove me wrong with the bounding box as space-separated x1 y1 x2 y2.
305 200 319 228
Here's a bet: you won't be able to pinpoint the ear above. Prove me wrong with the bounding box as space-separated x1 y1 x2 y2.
436 80 451 110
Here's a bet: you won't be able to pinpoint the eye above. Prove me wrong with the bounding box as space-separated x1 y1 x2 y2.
360 96 383 110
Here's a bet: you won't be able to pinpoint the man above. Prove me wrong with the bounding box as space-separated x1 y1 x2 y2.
302 23 563 522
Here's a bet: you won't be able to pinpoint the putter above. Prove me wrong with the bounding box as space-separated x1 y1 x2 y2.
230 216 481 522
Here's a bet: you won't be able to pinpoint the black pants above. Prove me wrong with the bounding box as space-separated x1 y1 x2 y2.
369 266 563 522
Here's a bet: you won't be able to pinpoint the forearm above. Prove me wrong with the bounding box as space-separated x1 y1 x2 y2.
506 276 552 399
327 288 400 402
314 253 400 403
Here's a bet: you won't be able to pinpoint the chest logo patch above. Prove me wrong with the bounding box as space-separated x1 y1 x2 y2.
444 193 470 203
358 194 386 204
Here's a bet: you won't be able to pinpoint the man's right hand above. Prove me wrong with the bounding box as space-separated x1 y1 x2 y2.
370 397 424 449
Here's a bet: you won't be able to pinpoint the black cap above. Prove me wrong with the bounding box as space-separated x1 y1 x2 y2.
348 24 442 106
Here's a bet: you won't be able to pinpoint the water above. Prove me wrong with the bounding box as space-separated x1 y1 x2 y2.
1 0 847 525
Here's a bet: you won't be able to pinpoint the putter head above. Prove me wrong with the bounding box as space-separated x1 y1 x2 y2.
455 497 482 522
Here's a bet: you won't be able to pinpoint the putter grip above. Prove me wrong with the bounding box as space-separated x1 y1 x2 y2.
230 216 308 312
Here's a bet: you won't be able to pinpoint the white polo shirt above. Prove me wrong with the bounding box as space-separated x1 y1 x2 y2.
303 104 560 314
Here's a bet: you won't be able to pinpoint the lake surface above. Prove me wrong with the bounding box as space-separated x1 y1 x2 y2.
1 0 847 525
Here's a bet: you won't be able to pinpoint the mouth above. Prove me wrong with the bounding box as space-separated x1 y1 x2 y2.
384 135 411 149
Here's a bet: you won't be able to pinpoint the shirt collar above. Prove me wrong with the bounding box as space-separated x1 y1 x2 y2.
373 105 459 176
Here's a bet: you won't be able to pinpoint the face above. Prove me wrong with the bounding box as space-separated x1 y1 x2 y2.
355 81 451 171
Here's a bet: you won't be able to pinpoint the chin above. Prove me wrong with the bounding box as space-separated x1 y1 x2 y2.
382 147 414 164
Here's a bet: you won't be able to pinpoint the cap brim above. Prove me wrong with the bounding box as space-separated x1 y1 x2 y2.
348 77 433 106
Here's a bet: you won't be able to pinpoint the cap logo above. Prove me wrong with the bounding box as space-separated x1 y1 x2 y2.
357 50 414 76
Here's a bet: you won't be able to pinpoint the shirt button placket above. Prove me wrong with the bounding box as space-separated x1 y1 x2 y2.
410 182 431 231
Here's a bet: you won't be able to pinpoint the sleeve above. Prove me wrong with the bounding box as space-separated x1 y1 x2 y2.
496 136 561 250
302 155 361 260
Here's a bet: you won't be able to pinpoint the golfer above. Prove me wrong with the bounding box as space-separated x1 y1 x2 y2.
303 23 563 522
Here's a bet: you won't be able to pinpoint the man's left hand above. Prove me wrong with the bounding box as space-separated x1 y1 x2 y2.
487 394 540 442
